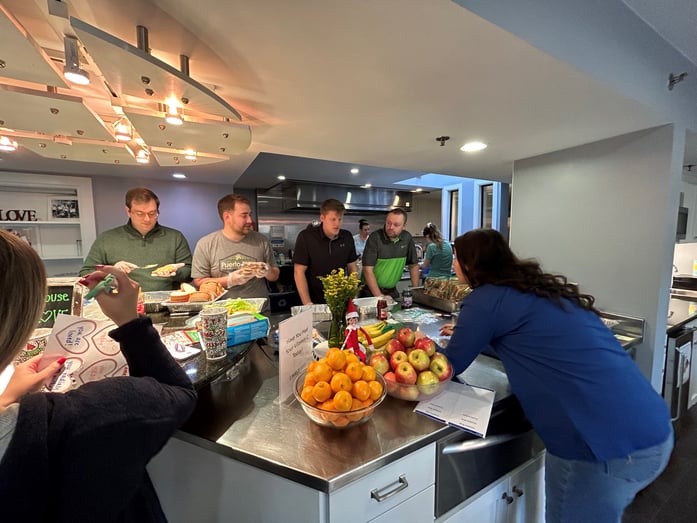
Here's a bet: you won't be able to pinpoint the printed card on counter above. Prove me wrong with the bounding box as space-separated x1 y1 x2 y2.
414 380 495 437
277 309 313 403
38 314 128 392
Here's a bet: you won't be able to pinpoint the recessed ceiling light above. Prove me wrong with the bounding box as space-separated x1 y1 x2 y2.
172 173 187 179
277 175 286 180
460 141 488 152
350 168 359 174
361 183 372 189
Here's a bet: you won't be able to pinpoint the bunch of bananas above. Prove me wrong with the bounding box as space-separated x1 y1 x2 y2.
358 321 396 349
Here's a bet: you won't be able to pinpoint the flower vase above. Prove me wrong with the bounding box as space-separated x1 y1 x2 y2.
328 306 347 348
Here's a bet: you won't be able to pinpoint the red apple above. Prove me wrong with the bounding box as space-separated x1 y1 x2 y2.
383 371 399 394
397 327 416 349
383 371 396 382
407 348 430 371
369 353 390 375
416 370 440 395
429 354 453 381
390 350 408 371
414 336 437 357
385 338 405 356
398 384 421 401
395 361 417 385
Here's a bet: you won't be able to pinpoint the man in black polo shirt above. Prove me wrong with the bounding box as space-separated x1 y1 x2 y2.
293 199 359 304
360 208 420 299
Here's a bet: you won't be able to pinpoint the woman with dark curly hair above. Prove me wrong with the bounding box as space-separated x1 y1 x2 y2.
440 228 672 523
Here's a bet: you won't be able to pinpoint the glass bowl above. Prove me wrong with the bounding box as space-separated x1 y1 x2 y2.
383 359 453 402
294 370 387 429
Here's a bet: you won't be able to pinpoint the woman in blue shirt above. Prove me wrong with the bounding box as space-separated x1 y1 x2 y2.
440 228 672 523
421 223 453 278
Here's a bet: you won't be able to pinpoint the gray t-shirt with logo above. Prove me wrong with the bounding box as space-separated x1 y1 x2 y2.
192 230 277 301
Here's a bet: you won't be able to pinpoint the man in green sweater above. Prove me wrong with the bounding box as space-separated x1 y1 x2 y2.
80 188 192 291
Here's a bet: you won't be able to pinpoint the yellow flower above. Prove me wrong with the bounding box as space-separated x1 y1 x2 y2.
318 269 362 314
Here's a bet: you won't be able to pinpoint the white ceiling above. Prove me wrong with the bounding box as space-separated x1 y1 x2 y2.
0 0 694 190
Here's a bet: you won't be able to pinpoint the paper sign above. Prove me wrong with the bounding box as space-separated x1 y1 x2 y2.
277 309 313 402
38 314 128 392
414 380 495 437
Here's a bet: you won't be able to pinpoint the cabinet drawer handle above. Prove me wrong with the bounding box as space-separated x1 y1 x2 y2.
502 492 514 504
512 486 524 497
370 474 409 502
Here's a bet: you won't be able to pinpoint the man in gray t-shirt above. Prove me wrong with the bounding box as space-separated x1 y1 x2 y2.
192 194 279 309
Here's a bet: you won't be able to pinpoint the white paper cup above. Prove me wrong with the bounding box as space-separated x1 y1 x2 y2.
199 307 228 360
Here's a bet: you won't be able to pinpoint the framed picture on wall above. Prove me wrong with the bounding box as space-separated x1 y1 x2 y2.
2 227 40 254
49 198 80 220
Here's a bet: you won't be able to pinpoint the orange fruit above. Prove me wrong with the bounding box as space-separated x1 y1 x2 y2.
345 352 360 364
361 365 377 382
368 380 384 401
306 360 319 373
351 380 371 402
303 371 318 387
326 349 347 370
319 398 336 411
345 361 363 381
314 362 332 382
330 372 353 393
312 381 332 402
301 385 317 406
333 390 353 412
331 415 351 427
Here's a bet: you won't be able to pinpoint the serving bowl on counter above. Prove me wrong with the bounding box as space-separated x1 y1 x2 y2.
383 362 453 402
294 370 387 429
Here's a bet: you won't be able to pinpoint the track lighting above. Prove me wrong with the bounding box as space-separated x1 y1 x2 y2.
165 103 184 125
0 136 18 152
62 35 90 86
113 119 133 141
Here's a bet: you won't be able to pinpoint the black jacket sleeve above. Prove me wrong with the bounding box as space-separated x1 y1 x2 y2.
0 317 197 522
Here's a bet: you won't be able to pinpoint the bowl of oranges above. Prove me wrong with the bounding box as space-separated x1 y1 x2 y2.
294 347 387 429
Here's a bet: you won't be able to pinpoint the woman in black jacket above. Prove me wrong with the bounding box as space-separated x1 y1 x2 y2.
0 229 196 522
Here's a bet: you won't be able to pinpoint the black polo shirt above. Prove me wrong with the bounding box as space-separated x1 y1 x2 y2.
292 224 358 303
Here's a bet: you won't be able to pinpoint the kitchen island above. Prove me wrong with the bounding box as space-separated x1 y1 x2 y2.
147 311 544 522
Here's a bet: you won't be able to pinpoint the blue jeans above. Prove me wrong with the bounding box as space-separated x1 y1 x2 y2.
545 428 673 523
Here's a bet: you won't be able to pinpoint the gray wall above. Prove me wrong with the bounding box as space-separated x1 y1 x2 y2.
510 125 685 388
90 176 236 252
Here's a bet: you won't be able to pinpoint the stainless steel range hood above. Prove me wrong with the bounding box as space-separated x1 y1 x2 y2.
257 181 413 214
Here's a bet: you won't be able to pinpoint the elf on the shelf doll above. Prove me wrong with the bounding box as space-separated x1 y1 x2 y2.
341 299 374 363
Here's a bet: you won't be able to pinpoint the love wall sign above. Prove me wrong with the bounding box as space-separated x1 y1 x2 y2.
38 280 84 329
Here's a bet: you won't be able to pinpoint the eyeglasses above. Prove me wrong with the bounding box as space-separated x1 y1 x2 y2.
131 211 159 219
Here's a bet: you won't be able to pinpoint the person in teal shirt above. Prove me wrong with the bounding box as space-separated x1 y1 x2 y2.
420 223 453 278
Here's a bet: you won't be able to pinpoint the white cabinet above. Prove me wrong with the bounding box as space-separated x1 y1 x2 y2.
438 451 545 523
149 438 436 523
0 173 95 276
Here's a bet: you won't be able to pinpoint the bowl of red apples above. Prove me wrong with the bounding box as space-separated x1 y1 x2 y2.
368 326 453 402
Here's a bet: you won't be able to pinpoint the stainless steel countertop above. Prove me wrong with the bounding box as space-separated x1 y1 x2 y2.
176 313 515 493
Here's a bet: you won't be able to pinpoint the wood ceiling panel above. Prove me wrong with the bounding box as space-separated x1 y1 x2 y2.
72 17 242 121
17 138 139 165
0 86 113 141
0 5 66 87
124 109 250 155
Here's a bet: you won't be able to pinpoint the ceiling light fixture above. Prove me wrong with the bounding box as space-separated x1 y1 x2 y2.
361 183 372 189
277 175 286 180
164 102 184 125
62 35 90 86
184 149 197 161
0 136 18 152
113 119 133 141
460 141 487 152
135 148 150 164
172 173 187 179
350 168 359 174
